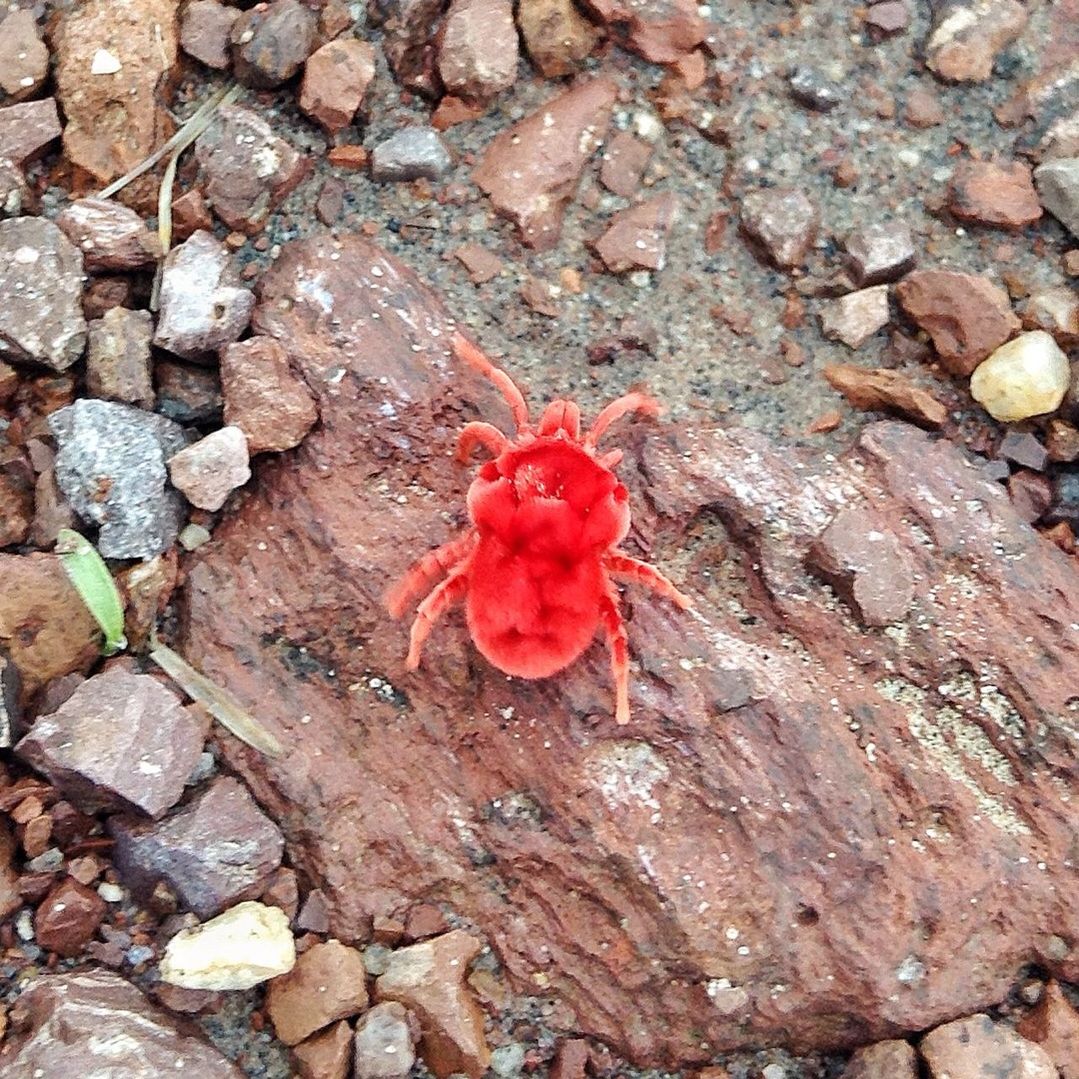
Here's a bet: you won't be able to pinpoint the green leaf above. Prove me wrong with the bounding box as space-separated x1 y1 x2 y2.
55 529 127 655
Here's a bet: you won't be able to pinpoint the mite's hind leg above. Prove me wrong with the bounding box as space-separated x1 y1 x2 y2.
385 531 476 619
599 580 631 725
406 569 470 669
584 392 660 447
604 552 692 610
456 422 508 463
451 332 531 433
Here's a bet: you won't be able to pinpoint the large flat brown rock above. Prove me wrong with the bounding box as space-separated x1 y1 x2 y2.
180 232 1079 1067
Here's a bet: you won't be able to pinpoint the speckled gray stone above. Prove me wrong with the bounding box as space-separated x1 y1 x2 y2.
371 127 452 182
1034 157 1079 238
49 398 187 559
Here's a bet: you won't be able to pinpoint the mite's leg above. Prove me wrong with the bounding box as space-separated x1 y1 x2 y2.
584 392 660 447
451 332 530 433
537 400 582 440
456 422 509 463
604 552 692 610
597 449 623 469
599 580 631 725
384 531 476 618
406 568 470 669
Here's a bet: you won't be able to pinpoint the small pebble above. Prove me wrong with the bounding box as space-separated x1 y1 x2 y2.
970 331 1071 422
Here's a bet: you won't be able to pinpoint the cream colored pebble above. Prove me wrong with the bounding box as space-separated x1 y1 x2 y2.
969 330 1071 422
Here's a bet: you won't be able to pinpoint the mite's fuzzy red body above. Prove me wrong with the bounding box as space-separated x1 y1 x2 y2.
386 333 690 723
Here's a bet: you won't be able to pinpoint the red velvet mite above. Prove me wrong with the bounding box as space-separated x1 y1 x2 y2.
385 332 691 724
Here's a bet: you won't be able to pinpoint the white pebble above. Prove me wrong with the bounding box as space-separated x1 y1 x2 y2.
969 331 1071 422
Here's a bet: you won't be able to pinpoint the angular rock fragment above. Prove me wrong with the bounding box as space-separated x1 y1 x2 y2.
49 399 187 558
231 0 317 88
582 0 705 63
788 67 844 111
293 1020 354 1079
0 10 49 102
864 1 910 39
0 98 62 168
920 1013 1056 1079
895 269 1018 375
594 192 678 273
1034 158 1079 238
599 130 653 198
220 337 318 454
997 430 1048 472
0 554 98 699
376 930 489 1079
195 106 308 234
820 286 890 348
841 1040 917 1078
267 939 369 1045
438 0 518 101
181 0 239 70
353 1002 420 1079
452 244 503 284
109 775 284 919
16 667 208 818
947 160 1042 229
159 901 296 990
517 0 600 77
474 78 617 250
1022 286 1079 345
34 877 107 956
167 426 251 511
154 231 254 359
740 188 818 269
823 364 947 428
56 198 161 272
86 308 155 409
2 969 243 1077
0 218 87 372
371 0 444 96
300 39 377 135
970 331 1071 421
371 128 452 182
807 506 915 627
53 0 180 186
925 0 1027 83
1016 980 1079 1079
156 360 224 424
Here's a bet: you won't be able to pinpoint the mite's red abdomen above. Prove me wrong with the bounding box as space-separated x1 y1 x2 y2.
466 537 603 678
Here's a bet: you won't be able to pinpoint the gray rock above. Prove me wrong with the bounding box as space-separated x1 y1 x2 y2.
153 230 254 360
740 187 818 269
352 1001 420 1079
15 667 209 819
844 221 916 286
2 968 242 1077
49 398 187 559
0 217 87 371
86 307 155 409
109 775 284 919
1034 157 1079 238
371 127 452 182
788 67 843 111
167 426 251 511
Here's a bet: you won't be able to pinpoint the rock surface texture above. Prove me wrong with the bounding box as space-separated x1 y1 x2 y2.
180 237 1079 1066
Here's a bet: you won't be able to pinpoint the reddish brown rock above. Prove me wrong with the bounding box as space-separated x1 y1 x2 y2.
842 1039 917 1078
920 1014 1056 1078
823 364 947 428
0 463 32 549
195 105 308 234
925 0 1027 83
905 85 945 127
473 78 617 250
1022 286 1079 345
293 1019 353 1079
1017 980 1079 1078
82 276 135 320
1047 419 1079 463
0 820 21 918
582 0 705 63
87 308 155 409
180 0 239 70
267 939 369 1045
167 426 251 511
34 877 107 957
1 969 242 1076
594 192 678 273
109 775 284 919
740 187 818 269
181 233 1079 1066
947 160 1043 229
353 1002 420 1078
0 10 48 102
0 98 61 169
895 269 1019 375
549 1039 589 1079
171 189 215 241
376 931 488 1079
1008 470 1054 523
864 1 909 38
0 553 98 700
221 337 318 454
370 0 444 96
53 0 179 187
16 667 209 818
231 0 317 88
300 39 377 135
438 0 518 101
599 131 653 198
56 198 162 272
453 244 503 284
518 0 601 77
